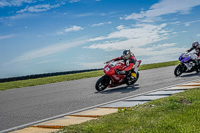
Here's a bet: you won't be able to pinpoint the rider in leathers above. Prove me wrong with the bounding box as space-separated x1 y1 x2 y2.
186 41 200 69
108 49 136 78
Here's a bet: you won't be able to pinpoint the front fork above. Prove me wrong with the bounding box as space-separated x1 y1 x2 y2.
179 62 187 72
126 70 137 81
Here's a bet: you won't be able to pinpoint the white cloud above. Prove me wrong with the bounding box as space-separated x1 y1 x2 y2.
170 21 181 25
0 0 34 7
184 20 200 26
133 43 183 56
69 0 80 3
185 22 191 27
91 21 112 27
86 23 188 63
39 25 84 37
75 12 117 18
123 0 200 22
17 4 60 13
0 34 15 40
123 43 186 64
155 43 176 48
91 22 104 27
75 12 103 18
88 36 108 42
64 25 84 33
36 59 57 65
8 13 35 20
140 50 181 64
197 34 200 37
12 38 87 63
116 25 126 30
87 23 169 50
75 13 96 17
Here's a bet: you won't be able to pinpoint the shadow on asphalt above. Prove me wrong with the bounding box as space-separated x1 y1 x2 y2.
95 84 140 94
179 72 200 78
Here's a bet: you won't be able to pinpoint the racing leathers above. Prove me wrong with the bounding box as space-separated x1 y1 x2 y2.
187 47 200 67
111 55 136 75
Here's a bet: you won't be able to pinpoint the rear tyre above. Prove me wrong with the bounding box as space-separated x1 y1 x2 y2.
174 65 183 77
95 75 110 92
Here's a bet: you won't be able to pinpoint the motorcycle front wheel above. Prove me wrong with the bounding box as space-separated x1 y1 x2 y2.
126 72 139 86
95 75 110 92
174 65 183 77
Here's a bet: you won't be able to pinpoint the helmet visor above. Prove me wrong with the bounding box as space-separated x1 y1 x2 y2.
123 50 131 59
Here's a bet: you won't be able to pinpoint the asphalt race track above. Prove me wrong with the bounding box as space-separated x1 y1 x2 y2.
0 66 200 132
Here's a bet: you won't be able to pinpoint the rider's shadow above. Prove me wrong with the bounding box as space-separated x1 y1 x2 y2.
96 84 140 94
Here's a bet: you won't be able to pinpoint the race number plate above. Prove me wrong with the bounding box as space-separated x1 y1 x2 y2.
104 67 110 72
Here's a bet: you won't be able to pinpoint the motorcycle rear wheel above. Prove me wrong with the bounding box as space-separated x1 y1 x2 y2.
95 75 110 92
174 65 183 77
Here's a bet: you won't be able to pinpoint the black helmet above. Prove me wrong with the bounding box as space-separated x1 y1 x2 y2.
122 49 131 59
192 41 199 48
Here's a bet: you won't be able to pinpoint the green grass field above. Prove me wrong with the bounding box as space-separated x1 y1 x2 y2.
57 88 200 133
0 60 179 91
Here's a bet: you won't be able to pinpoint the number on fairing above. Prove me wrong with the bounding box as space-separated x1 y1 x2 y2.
105 67 110 72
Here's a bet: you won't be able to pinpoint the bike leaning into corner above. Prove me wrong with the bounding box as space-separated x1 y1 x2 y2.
95 50 142 91
174 52 200 76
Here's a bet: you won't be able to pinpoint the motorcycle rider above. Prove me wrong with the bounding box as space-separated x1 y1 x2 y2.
107 49 137 78
186 41 200 68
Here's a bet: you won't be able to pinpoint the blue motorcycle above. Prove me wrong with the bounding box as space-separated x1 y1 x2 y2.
174 52 199 76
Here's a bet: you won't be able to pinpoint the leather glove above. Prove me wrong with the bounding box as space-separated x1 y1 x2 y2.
121 55 125 60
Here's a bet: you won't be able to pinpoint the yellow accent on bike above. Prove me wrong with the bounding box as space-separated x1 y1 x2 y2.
131 73 137 78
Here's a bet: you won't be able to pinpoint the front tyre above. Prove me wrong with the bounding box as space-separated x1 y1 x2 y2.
95 75 110 92
174 65 183 77
195 64 200 73
126 72 139 85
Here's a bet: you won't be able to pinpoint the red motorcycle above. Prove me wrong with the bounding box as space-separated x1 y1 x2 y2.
95 59 142 91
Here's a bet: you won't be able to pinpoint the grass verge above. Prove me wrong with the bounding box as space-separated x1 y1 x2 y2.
139 60 179 70
57 88 200 133
0 60 179 91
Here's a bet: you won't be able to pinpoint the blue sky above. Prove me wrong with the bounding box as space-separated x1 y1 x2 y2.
0 0 200 78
